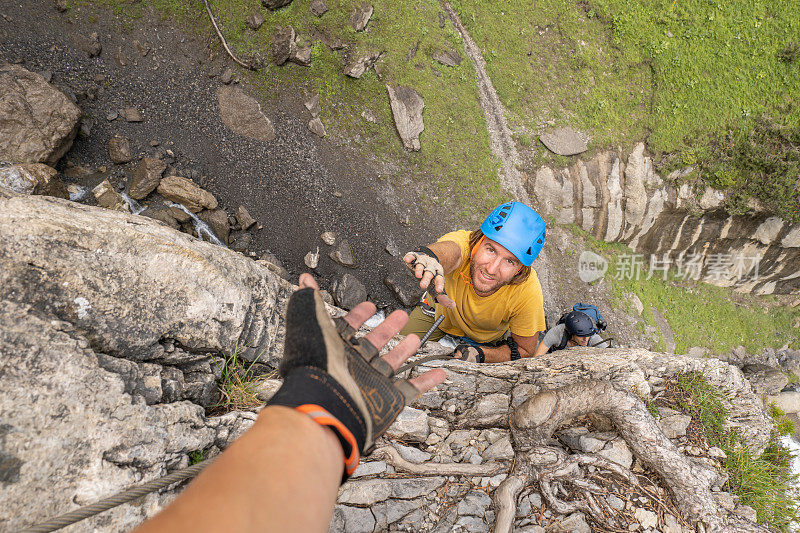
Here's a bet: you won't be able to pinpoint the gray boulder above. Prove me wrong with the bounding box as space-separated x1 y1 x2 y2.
343 51 382 78
0 187 293 365
217 86 275 142
129 157 166 199
386 85 424 151
261 0 292 9
198 208 230 245
0 62 82 165
539 127 588 156
0 299 215 532
0 162 67 198
246 10 265 30
92 179 129 211
433 49 462 67
108 135 132 164
742 363 789 396
331 273 367 310
310 0 328 17
157 175 218 212
350 3 373 31
329 239 357 267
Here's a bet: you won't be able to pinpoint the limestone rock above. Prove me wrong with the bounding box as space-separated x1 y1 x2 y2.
140 207 180 230
0 188 293 365
157 175 218 213
386 85 424 151
119 107 142 122
217 86 275 142
321 231 336 245
304 94 321 117
329 239 357 267
344 51 382 78
767 391 800 414
310 0 328 17
634 508 658 529
73 31 102 58
219 68 234 85
742 363 788 396
539 127 588 156
236 205 256 230
246 10 265 30
350 3 373 31
0 299 216 532
308 117 326 137
92 179 129 211
304 247 320 268
384 273 419 307
0 162 67 198
597 437 634 469
0 62 82 165
331 273 367 310
432 49 462 67
108 135 132 164
198 209 230 245
261 0 292 9
129 157 166 199
386 406 429 442
271 26 297 66
657 407 692 439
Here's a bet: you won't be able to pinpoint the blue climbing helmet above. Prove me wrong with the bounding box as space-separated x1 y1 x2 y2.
479 202 546 266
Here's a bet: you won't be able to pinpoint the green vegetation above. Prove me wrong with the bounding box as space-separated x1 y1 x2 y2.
188 449 207 465
672 372 799 530
452 0 800 219
570 224 800 355
211 346 264 412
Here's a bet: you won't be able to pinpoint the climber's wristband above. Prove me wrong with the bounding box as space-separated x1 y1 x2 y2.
413 246 439 264
267 366 366 480
507 337 521 361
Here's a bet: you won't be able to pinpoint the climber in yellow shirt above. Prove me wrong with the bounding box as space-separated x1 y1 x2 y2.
400 202 546 363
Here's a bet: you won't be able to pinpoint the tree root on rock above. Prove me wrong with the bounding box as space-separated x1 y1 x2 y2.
372 446 507 476
492 380 770 533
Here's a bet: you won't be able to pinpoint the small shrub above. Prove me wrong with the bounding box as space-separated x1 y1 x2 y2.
188 449 206 466
211 346 264 412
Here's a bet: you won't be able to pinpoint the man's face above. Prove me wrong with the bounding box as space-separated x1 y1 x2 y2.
571 334 591 346
470 238 522 296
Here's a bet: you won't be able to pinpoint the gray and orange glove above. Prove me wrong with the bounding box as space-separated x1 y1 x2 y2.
403 246 456 308
454 343 485 363
267 276 445 482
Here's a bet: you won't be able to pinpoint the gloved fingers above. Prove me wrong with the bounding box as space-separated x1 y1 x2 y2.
343 300 376 330
434 291 456 309
407 368 447 395
364 309 409 351
298 272 320 290
419 269 437 290
380 333 420 371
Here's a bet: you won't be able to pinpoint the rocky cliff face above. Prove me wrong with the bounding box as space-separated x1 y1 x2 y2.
527 143 800 295
1 187 783 532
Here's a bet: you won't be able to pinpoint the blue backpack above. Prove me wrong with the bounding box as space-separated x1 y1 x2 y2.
557 303 607 332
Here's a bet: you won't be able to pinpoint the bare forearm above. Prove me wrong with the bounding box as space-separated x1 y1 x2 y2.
135 406 343 533
425 241 462 274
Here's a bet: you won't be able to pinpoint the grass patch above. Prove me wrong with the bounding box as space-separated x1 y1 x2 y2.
451 0 800 219
672 372 800 530
211 346 264 412
567 224 800 355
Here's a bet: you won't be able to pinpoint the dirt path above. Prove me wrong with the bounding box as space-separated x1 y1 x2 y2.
441 2 530 205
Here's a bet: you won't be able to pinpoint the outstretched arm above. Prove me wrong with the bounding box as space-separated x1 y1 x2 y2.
403 240 462 296
135 274 445 533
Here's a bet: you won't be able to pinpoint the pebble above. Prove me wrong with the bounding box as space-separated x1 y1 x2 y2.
106 110 118 121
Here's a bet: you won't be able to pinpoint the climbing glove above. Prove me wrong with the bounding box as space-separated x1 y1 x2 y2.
267 287 422 481
403 247 456 308
454 343 485 364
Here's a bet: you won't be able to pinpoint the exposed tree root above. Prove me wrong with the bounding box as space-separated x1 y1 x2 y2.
491 380 770 533
372 446 507 476
203 0 258 71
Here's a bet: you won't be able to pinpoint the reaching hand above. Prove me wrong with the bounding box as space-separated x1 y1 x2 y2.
453 343 485 364
268 274 446 480
403 251 456 308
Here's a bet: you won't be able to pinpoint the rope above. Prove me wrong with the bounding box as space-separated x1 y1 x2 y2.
19 458 215 533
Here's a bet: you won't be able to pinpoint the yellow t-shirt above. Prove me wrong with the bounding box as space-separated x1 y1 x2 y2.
433 230 545 343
